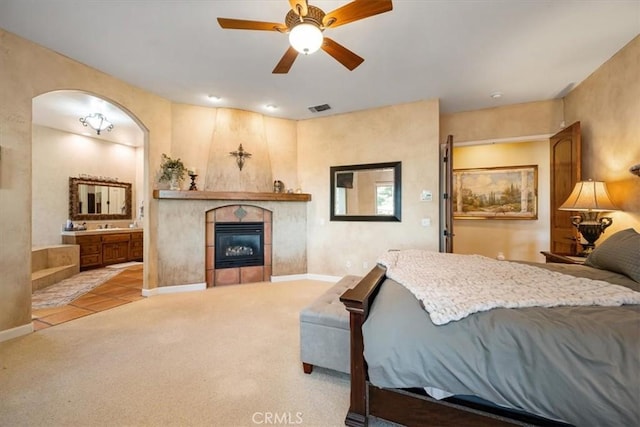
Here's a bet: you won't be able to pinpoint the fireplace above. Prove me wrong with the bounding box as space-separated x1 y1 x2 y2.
206 205 273 287
215 222 264 269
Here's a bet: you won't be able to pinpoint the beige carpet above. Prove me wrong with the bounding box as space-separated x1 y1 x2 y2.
0 279 385 427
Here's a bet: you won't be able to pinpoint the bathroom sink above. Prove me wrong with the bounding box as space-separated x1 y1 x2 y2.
67 227 140 234
94 227 130 231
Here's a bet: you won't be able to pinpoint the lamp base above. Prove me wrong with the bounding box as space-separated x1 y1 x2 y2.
570 215 613 256
578 243 595 257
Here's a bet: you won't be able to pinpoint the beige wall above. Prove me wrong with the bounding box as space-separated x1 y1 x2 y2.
441 100 564 143
32 125 139 246
169 104 298 193
453 141 550 262
0 29 171 336
563 35 640 237
299 100 441 277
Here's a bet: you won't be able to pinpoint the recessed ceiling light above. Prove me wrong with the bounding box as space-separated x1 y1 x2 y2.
265 104 278 111
207 95 221 102
490 92 503 99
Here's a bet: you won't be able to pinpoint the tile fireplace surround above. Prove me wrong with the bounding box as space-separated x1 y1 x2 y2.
206 205 271 287
154 191 311 288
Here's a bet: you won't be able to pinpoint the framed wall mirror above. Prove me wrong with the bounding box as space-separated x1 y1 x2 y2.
330 161 401 222
69 177 132 221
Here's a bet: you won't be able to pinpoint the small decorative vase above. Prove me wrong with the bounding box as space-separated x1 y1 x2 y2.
169 169 180 190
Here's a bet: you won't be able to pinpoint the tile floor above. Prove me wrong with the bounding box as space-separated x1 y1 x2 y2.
32 265 144 331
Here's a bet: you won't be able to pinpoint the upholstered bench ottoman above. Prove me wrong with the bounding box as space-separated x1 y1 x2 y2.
300 275 362 375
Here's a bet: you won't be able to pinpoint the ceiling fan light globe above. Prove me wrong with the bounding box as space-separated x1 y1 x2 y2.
289 23 323 55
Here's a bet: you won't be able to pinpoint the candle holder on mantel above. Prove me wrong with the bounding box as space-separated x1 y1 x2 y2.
188 173 198 191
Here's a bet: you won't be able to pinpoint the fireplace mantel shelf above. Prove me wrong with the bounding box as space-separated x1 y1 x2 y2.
153 190 311 202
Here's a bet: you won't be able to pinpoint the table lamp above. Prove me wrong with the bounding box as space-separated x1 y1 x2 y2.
558 179 618 255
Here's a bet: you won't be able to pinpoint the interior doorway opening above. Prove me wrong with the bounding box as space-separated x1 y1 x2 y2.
445 135 553 263
31 90 148 313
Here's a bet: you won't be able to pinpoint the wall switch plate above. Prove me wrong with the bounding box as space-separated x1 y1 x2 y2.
421 218 431 227
420 190 433 202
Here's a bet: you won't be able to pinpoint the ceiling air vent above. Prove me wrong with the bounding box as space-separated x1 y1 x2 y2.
308 104 331 113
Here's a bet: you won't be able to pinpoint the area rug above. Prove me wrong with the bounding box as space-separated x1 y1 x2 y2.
106 261 143 269
32 269 123 309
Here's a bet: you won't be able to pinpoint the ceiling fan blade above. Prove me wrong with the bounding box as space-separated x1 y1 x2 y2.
273 46 299 74
217 17 286 32
321 37 364 71
323 0 393 28
288 0 308 16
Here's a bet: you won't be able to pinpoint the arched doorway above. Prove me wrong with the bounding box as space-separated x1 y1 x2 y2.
31 90 148 322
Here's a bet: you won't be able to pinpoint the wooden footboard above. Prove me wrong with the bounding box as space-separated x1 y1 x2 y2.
339 265 572 427
339 265 386 427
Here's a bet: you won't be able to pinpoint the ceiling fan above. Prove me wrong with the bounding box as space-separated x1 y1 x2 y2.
217 0 393 74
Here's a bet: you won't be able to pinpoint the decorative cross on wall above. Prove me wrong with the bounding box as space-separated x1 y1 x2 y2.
229 144 252 171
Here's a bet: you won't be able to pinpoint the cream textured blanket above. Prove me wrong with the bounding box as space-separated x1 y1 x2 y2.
377 250 640 325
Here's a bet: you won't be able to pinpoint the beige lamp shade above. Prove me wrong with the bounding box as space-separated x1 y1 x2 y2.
559 179 618 212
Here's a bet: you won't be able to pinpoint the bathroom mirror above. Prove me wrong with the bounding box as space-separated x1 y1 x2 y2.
69 177 132 221
330 161 401 222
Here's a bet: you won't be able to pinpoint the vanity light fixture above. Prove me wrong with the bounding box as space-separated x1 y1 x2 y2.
79 113 114 135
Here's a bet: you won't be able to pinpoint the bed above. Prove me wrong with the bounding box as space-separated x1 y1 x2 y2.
340 228 640 427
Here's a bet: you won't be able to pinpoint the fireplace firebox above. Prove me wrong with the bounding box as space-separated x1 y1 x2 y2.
215 222 264 269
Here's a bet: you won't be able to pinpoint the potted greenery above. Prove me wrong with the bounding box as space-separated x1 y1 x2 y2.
159 153 186 190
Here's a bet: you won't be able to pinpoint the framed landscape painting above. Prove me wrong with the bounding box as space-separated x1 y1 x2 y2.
452 165 538 219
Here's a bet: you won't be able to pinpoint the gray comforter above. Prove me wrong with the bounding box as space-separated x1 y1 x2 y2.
362 263 640 426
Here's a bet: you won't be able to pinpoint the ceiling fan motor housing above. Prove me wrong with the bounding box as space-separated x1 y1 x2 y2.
285 5 326 30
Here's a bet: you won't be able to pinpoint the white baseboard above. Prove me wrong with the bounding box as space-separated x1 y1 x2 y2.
142 282 206 297
142 275 341 293
306 273 342 282
0 323 34 343
271 273 340 283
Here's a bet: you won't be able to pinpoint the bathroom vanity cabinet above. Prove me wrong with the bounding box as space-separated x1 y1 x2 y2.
129 232 143 261
73 234 102 269
101 233 130 265
62 229 143 270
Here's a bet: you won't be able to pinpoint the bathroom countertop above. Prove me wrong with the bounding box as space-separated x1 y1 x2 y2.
61 228 143 237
